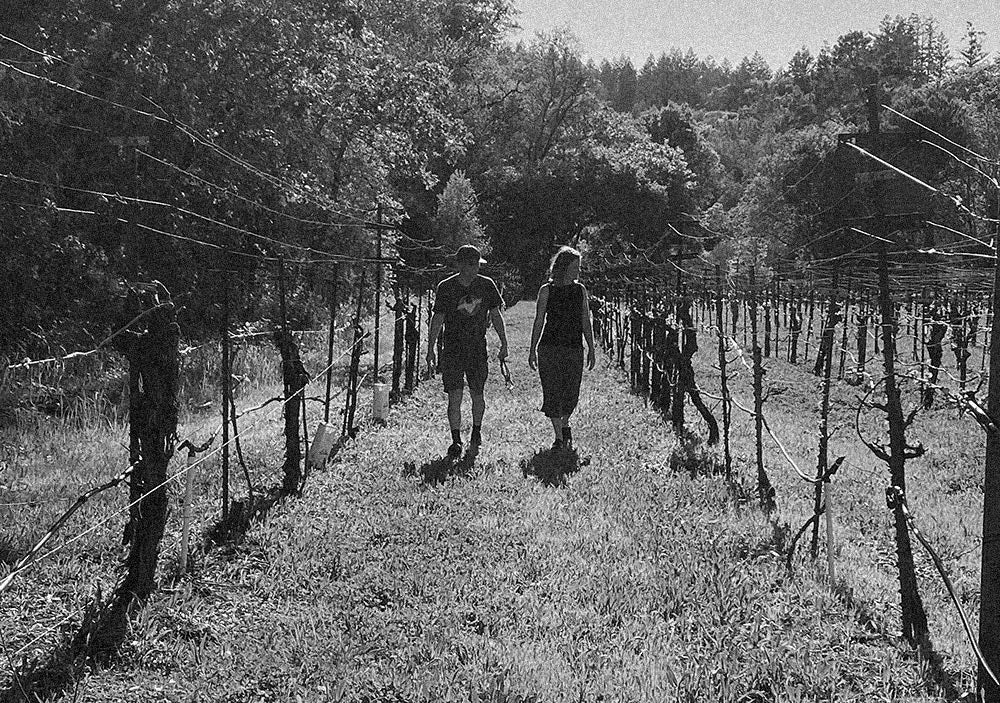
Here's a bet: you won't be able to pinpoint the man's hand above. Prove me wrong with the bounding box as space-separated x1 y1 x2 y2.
498 342 508 362
426 348 437 373
586 347 596 370
528 348 537 371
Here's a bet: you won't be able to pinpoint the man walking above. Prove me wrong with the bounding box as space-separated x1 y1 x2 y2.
426 244 508 457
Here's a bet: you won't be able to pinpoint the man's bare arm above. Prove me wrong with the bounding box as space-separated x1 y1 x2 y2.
489 307 508 360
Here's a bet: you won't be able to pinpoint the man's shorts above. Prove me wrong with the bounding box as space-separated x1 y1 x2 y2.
440 351 488 394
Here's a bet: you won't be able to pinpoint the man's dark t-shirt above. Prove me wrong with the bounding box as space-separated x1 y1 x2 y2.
433 274 502 358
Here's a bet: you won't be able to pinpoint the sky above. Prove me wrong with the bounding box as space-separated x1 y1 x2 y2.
510 0 999 71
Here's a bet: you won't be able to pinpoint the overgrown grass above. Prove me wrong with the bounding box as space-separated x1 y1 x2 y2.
688 320 983 698
0 303 981 701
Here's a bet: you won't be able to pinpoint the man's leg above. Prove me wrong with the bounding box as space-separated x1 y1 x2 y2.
447 388 464 431
471 392 485 425
468 354 488 445
446 389 464 455
442 361 465 455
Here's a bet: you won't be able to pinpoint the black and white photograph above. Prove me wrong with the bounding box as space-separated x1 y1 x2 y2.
2 1 999 700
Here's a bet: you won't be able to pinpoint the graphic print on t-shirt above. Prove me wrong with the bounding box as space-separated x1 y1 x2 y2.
456 294 482 316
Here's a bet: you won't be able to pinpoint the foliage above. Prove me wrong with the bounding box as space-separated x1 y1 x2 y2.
0 0 507 357
4 4 999 360
432 170 487 252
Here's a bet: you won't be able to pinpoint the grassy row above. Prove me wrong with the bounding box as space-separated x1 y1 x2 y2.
0 302 981 701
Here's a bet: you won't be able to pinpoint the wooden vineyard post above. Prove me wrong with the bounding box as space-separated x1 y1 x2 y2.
812 289 838 560
630 303 641 391
923 303 947 409
789 298 801 363
749 263 775 512
763 295 772 358
220 273 231 522
918 289 927 400
951 296 970 394
391 277 405 402
772 280 781 358
612 287 621 367
742 295 748 349
856 292 869 376
716 266 733 479
969 294 979 349
102 286 179 650
677 298 718 444
876 244 930 650
343 273 367 438
980 212 1000 701
178 437 212 574
275 258 309 495
180 445 197 574
730 295 739 337
649 312 662 408
813 293 839 378
985 296 993 372
405 286 419 394
804 293 815 363
324 264 340 423
838 283 851 379
824 481 836 583
670 280 684 429
373 209 383 383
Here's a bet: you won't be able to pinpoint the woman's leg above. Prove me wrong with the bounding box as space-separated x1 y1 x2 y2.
561 348 584 448
538 347 563 447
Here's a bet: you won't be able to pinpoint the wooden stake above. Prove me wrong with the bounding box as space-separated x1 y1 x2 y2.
979 213 1000 701
220 274 231 523
824 480 836 583
179 448 196 574
716 266 732 479
750 262 774 512
324 264 340 423
877 244 930 649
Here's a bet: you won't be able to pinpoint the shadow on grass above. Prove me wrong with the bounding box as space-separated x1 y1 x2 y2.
2 582 152 702
404 445 479 486
2 630 86 703
520 446 590 487
0 539 22 567
203 485 286 547
826 581 963 701
2 482 295 703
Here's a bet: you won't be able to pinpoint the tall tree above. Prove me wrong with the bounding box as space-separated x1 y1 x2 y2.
433 170 487 252
960 21 989 68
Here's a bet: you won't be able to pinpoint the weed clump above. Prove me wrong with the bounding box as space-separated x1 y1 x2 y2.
668 432 724 477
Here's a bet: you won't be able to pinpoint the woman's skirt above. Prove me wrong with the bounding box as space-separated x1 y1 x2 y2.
537 345 584 418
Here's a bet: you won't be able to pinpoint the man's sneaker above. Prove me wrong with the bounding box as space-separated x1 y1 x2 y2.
470 430 482 447
552 439 563 451
447 441 463 458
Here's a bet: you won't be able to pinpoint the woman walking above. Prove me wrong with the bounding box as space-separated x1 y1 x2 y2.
528 246 596 450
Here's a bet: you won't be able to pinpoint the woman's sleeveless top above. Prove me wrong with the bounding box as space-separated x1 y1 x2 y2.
540 282 583 348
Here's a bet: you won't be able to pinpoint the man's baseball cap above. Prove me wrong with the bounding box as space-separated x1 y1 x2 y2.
454 244 487 265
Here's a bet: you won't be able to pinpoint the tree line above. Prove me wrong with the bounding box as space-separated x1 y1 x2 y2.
1 2 997 362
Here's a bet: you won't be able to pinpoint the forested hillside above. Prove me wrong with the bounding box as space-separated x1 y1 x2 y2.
2 3 997 356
